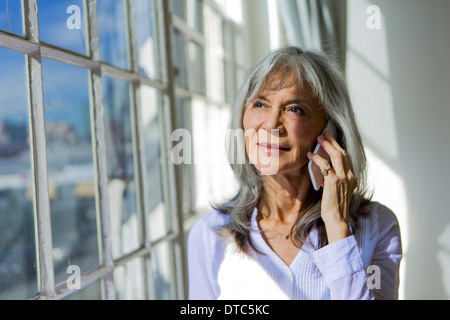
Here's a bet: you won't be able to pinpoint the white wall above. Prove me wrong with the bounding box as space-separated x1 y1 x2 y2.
346 0 450 299
240 0 450 299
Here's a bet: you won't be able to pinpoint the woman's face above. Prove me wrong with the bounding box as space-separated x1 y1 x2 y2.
243 76 326 176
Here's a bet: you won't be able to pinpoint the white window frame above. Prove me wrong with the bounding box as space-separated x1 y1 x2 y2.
0 0 188 300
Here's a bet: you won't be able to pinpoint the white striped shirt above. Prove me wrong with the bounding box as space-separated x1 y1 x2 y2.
187 202 402 300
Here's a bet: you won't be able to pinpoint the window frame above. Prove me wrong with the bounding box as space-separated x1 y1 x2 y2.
0 0 186 300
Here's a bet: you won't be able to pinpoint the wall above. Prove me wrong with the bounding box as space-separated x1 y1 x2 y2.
239 0 450 299
346 0 450 299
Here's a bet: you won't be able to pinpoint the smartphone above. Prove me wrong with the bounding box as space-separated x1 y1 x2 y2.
308 122 338 191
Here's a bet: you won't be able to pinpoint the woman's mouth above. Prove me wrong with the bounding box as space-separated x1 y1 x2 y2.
257 143 291 154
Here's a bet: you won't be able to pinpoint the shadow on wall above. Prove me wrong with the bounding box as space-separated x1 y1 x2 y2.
349 0 450 299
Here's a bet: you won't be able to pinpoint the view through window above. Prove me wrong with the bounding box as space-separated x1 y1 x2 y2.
0 0 247 300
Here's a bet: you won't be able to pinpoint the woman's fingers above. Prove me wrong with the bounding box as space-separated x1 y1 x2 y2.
309 129 357 242
307 151 331 172
317 136 345 176
309 130 357 193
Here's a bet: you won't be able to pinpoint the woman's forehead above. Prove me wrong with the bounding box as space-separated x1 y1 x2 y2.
257 72 314 98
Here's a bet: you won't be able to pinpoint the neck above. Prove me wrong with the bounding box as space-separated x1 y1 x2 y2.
259 171 313 223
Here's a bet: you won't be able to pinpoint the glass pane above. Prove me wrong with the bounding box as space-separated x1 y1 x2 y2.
188 41 205 95
151 242 172 299
204 6 224 102
172 0 184 19
41 59 99 284
0 47 37 299
38 0 87 55
224 60 235 103
140 86 166 241
0 0 23 36
234 27 246 66
102 75 139 258
98 0 129 70
191 98 210 210
173 28 187 89
222 20 233 53
135 0 161 80
64 279 102 300
175 98 193 217
114 258 145 299
186 0 203 32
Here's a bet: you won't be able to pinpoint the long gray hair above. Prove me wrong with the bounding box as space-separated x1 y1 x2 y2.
214 47 372 253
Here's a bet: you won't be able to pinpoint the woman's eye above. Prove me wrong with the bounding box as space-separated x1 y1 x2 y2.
253 102 266 109
286 106 304 114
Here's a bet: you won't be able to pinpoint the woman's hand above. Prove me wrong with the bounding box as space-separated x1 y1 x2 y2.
307 129 357 244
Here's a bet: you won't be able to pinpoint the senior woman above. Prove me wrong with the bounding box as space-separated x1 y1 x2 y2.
187 47 402 300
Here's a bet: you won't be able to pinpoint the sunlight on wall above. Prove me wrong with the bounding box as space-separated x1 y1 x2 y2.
346 0 399 160
346 0 407 299
365 148 408 299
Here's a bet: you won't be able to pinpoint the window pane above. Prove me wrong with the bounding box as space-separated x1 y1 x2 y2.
204 6 225 102
140 86 166 241
191 98 210 210
222 20 233 53
134 0 161 80
188 41 206 95
151 242 172 299
102 75 139 258
186 0 203 32
171 0 184 19
234 27 246 66
114 258 145 299
41 59 99 284
98 0 129 70
0 47 37 299
175 97 193 217
64 279 102 300
0 0 23 36
224 60 235 103
173 28 187 89
38 0 87 55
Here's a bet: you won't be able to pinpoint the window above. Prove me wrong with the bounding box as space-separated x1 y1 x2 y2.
0 0 247 299
0 46 36 300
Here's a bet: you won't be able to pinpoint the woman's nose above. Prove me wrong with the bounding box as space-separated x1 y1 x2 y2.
263 108 285 133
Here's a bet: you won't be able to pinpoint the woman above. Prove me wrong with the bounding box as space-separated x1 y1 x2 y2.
187 47 402 300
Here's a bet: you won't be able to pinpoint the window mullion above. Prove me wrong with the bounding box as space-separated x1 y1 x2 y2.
23 0 56 299
162 0 189 300
85 0 116 300
124 0 155 300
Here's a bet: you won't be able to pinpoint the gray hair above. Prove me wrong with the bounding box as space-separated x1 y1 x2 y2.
214 47 372 253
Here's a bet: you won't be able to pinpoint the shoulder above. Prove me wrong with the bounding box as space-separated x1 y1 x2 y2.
356 201 402 253
189 209 231 235
188 209 231 248
355 201 402 267
359 201 400 235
